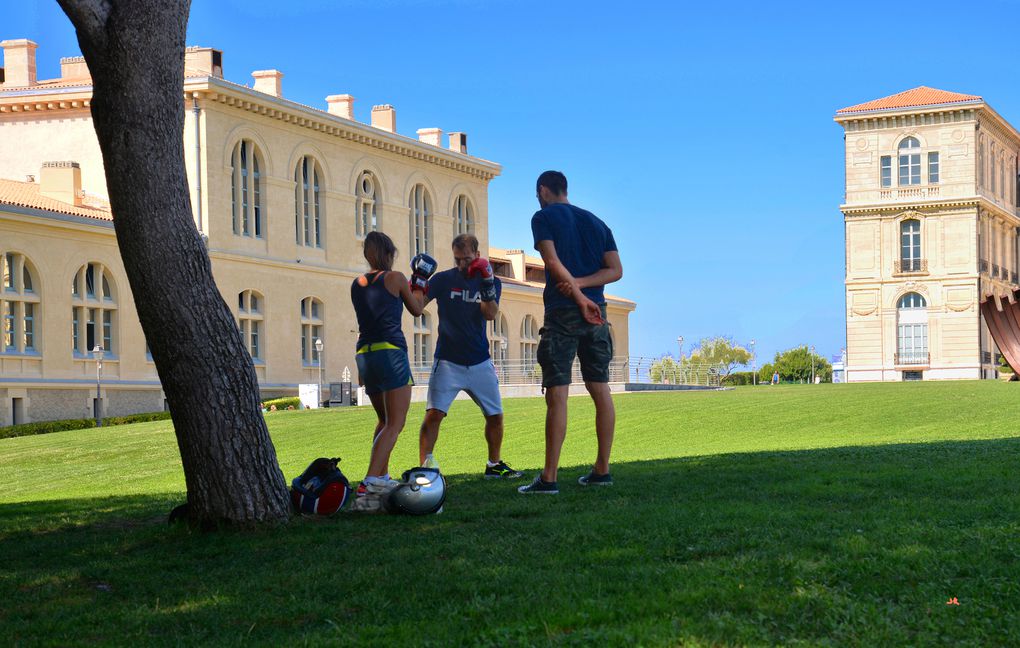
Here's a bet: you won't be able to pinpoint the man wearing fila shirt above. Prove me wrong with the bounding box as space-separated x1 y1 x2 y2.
418 233 523 479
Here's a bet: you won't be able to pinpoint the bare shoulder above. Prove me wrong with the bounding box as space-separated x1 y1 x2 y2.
383 270 406 294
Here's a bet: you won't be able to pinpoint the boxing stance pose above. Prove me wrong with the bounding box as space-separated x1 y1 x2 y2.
350 231 435 508
418 234 522 479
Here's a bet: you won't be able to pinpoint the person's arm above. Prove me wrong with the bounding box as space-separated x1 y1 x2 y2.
574 251 623 290
536 240 603 325
480 299 498 320
385 271 425 317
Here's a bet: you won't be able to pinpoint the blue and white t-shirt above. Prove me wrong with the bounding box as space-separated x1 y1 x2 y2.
531 202 617 312
428 268 502 366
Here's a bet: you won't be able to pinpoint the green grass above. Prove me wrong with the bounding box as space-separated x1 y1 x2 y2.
2 382 1019 646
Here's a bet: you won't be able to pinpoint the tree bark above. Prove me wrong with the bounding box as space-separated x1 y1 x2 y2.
57 0 291 526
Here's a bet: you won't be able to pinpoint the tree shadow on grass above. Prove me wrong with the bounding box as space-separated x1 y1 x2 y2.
2 439 1020 646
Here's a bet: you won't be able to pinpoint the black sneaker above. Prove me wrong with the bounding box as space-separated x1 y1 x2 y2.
484 460 524 479
517 476 559 495
578 471 613 486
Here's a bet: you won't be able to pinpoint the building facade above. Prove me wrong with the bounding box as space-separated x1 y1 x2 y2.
0 38 634 425
836 86 1019 381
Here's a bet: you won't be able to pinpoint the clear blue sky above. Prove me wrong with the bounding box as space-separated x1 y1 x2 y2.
9 0 1020 364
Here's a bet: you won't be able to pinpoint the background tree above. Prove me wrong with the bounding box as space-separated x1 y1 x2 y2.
650 356 681 383
57 0 291 526
772 347 833 383
689 337 752 378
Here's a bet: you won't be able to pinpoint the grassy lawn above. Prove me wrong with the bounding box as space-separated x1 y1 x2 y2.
2 381 1019 645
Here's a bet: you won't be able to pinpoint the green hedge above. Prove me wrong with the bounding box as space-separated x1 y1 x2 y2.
262 397 302 411
0 410 173 440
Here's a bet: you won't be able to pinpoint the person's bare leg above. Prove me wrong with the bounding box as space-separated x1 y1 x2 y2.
483 413 504 464
419 408 446 464
368 392 386 447
542 386 569 482
585 381 615 475
366 385 412 477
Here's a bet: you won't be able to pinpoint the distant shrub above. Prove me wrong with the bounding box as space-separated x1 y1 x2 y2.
263 397 302 411
0 410 173 440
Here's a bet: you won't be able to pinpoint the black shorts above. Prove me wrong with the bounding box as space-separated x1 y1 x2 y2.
537 305 613 388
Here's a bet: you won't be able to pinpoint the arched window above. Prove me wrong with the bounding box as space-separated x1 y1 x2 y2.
413 314 432 366
237 290 264 361
521 315 539 368
300 296 323 365
409 184 433 255
453 194 474 235
896 292 928 366
71 262 116 356
900 219 922 271
231 139 264 238
898 137 921 186
294 156 323 248
490 313 508 364
1 252 39 354
356 171 379 237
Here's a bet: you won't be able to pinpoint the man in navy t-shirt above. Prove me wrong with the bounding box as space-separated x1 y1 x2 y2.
518 171 623 495
418 233 523 480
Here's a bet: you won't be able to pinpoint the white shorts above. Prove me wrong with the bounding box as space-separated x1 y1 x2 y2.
426 358 503 417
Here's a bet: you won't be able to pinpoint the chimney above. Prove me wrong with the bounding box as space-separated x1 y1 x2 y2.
1 39 38 88
39 162 83 207
252 70 284 97
184 46 224 78
449 132 468 154
371 105 396 133
59 56 91 82
326 94 355 120
417 128 442 147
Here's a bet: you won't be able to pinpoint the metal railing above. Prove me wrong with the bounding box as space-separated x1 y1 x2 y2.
894 351 929 366
980 259 990 273
993 264 1001 279
411 356 725 387
894 258 927 274
982 351 993 364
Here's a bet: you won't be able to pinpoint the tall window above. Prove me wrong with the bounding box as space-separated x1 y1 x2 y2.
978 138 985 188
490 314 508 363
453 194 474 235
413 314 431 366
237 290 264 360
896 292 928 365
294 156 323 248
900 219 921 271
927 152 939 184
991 149 998 197
71 262 116 355
521 315 539 368
898 137 921 186
1 252 39 354
231 139 264 238
355 171 379 237
409 184 433 255
300 296 323 365
880 156 892 188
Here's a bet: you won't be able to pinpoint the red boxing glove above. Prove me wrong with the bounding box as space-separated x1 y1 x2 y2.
409 276 429 295
466 257 493 280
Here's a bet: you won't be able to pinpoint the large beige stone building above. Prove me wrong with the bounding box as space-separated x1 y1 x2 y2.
0 38 634 425
836 86 1018 381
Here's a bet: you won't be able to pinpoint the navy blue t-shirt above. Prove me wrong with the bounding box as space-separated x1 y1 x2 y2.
531 203 617 311
428 268 502 366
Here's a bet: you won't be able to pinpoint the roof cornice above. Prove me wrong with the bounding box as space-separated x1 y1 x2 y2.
834 99 982 121
188 77 502 182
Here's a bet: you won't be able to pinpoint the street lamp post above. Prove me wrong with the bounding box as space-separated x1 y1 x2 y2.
314 338 324 407
750 339 756 386
810 345 816 384
91 345 104 427
677 336 684 384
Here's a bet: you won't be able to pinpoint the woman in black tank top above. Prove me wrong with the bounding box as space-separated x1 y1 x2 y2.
350 232 426 506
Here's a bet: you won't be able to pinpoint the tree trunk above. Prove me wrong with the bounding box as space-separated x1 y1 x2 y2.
57 0 291 526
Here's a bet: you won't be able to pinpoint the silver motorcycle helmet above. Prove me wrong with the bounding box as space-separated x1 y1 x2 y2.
382 467 446 515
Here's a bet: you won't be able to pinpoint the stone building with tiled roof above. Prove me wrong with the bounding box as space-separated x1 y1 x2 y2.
0 38 634 425
834 86 1018 381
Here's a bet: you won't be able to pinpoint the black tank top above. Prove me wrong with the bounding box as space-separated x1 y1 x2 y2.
351 271 407 350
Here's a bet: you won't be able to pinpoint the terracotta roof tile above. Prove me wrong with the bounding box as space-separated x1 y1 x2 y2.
836 86 981 115
0 178 112 221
